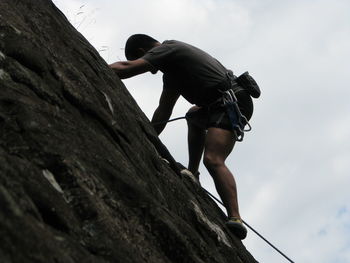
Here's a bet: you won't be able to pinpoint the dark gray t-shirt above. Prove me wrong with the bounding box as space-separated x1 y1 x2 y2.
142 40 229 106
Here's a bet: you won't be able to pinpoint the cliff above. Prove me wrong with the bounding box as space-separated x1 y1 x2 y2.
0 1 257 262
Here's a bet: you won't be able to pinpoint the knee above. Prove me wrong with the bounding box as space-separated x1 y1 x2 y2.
187 106 201 114
203 153 223 171
186 106 204 129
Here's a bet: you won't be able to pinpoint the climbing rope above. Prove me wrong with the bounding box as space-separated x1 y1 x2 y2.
203 188 295 263
152 116 187 126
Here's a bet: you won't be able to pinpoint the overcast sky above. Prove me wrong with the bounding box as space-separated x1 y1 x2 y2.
53 0 350 262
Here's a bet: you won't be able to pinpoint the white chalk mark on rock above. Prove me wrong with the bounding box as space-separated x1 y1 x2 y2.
192 201 231 248
0 69 8 80
42 169 64 194
0 51 5 61
101 91 114 115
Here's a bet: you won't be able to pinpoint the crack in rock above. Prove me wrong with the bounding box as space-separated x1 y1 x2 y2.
0 185 23 217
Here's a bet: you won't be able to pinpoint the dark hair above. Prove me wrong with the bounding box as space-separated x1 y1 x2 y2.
125 34 159 60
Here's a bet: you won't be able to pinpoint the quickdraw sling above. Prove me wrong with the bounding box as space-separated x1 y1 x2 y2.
220 70 260 141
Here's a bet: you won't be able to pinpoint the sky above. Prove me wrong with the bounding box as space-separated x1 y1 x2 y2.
53 0 350 262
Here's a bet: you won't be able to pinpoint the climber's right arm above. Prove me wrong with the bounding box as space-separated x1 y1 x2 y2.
109 59 154 79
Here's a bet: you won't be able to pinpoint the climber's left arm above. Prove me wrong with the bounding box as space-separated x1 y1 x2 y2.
151 88 180 135
109 59 154 79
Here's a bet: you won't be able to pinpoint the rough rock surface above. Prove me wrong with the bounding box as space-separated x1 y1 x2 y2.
0 1 258 262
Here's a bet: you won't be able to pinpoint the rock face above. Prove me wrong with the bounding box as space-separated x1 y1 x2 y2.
0 1 257 262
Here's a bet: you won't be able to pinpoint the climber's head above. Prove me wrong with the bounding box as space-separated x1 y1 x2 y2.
125 34 160 61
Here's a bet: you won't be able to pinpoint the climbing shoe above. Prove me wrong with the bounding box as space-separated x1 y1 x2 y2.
226 217 247 240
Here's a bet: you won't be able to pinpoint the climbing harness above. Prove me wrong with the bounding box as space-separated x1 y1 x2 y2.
220 86 251 142
203 188 295 263
220 70 258 141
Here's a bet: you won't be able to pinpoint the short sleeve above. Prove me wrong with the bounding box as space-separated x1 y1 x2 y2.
142 43 174 72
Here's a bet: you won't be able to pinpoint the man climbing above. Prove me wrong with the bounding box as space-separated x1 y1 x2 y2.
109 34 258 240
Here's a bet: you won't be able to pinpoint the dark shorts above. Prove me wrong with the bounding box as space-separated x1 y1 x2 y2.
187 90 254 131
